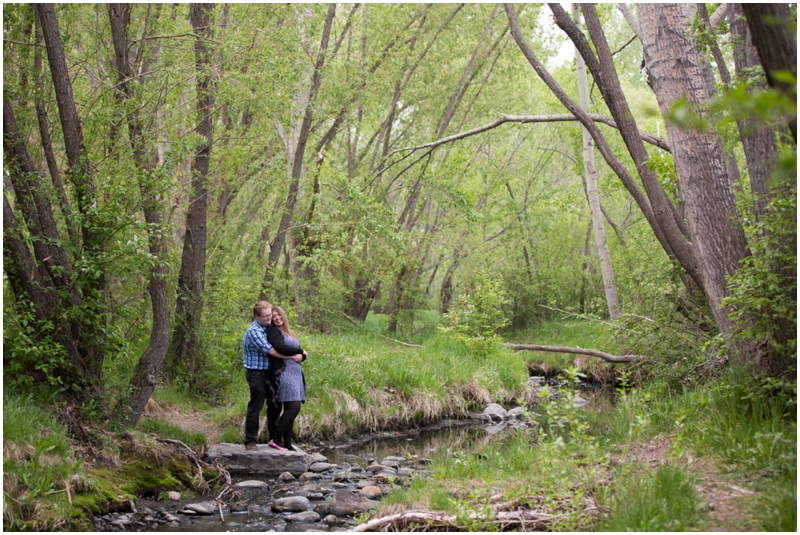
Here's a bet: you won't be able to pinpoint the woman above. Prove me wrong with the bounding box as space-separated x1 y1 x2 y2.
266 307 307 451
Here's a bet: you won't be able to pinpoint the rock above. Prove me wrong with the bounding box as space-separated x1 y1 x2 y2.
381 456 406 464
382 460 400 469
163 514 180 523
322 514 340 525
182 501 219 515
234 480 269 490
300 472 322 482
271 496 314 513
298 483 324 493
342 454 360 462
485 422 508 435
306 492 325 500
357 479 376 489
287 510 321 523
366 464 386 473
507 406 525 418
483 403 508 421
167 490 181 501
417 458 434 465
572 396 590 408
309 462 334 472
398 467 413 477
204 443 313 477
310 453 328 463
360 486 383 499
332 482 349 489
325 489 381 516
278 472 296 482
350 465 363 472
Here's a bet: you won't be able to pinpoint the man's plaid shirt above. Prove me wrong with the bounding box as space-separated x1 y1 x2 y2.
242 320 273 370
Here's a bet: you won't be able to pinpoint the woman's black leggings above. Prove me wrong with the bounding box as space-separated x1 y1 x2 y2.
274 401 302 450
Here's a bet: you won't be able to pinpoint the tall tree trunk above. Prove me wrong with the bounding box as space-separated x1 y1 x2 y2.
108 3 171 427
573 4 619 320
638 3 749 343
262 4 336 293
36 3 108 402
171 3 216 376
729 4 780 220
740 3 797 143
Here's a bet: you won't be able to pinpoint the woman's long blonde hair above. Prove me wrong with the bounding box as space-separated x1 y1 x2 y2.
272 306 297 340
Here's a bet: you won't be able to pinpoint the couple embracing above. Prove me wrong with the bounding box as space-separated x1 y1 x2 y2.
242 300 308 452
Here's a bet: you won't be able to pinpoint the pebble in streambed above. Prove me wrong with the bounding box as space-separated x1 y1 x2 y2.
91 450 431 532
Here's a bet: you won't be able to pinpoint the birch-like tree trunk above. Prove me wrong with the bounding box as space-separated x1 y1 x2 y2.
572 4 619 320
638 3 749 341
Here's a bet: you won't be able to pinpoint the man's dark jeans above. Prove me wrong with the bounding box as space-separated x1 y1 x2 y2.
244 369 280 445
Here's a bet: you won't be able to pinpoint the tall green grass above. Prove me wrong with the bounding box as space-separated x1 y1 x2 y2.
3 394 85 529
599 465 703 531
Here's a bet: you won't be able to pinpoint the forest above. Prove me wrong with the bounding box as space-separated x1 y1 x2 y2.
2 3 796 532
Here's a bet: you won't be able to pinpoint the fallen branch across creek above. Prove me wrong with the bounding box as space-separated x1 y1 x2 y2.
504 344 642 363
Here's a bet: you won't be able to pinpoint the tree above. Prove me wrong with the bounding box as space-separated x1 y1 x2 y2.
171 3 217 376
572 3 619 320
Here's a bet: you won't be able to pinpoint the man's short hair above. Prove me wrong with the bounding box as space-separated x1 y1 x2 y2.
253 300 272 319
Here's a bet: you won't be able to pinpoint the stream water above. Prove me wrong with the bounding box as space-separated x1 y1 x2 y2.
130 419 527 532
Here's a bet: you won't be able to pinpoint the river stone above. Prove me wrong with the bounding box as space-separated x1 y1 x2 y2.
271 496 314 513
485 422 508 435
342 454 360 462
181 501 219 515
357 479 376 489
167 491 181 501
360 486 383 499
398 467 413 477
572 396 590 408
484 403 508 421
326 489 381 516
322 514 341 525
234 480 269 490
310 453 328 463
332 482 349 489
382 460 400 469
205 443 313 477
278 471 296 481
307 492 325 500
310 462 334 472
287 510 321 523
300 472 322 481
507 406 525 418
417 457 433 465
350 465 363 472
366 464 386 473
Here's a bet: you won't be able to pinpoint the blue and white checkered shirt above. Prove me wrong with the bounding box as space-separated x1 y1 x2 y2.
242 320 273 370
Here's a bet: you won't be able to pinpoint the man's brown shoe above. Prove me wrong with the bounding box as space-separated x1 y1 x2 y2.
245 444 258 451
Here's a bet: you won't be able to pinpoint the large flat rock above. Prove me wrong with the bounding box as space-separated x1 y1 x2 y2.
205 443 313 477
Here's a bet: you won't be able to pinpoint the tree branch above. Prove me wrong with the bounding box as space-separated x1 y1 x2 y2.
504 344 640 363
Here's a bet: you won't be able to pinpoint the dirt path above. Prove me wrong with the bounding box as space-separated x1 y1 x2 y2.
624 435 758 531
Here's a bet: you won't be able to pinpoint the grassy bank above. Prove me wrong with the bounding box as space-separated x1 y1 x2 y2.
4 316 794 531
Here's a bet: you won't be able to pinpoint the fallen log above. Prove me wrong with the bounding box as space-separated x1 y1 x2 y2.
504 343 641 363
351 508 557 532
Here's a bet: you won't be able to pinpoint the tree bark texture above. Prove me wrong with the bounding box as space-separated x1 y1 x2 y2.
740 3 797 143
638 3 749 340
35 4 108 398
108 3 171 427
729 4 780 220
573 4 620 320
172 3 216 375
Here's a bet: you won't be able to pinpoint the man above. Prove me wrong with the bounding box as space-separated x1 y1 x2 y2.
242 300 303 450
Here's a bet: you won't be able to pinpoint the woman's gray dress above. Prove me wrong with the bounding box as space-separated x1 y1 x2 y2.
275 332 306 403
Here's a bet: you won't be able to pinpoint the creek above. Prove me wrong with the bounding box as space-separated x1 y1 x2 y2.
94 418 529 532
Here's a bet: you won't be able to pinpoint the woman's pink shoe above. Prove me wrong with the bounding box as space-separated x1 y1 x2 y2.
268 440 287 451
